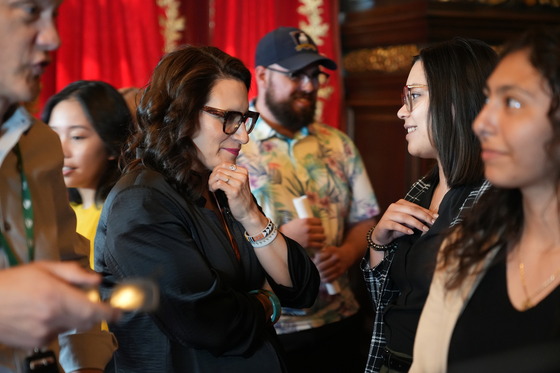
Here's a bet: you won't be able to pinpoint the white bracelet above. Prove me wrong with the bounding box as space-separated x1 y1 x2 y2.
244 219 278 248
250 227 278 248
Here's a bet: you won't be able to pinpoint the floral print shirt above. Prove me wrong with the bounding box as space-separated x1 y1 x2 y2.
237 115 379 334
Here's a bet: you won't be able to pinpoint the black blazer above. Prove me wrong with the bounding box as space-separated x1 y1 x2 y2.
95 168 319 372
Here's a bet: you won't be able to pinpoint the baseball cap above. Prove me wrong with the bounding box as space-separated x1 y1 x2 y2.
255 27 337 71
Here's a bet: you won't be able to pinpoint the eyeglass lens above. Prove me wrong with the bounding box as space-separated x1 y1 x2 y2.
224 112 256 134
294 71 328 86
402 85 427 112
402 86 413 112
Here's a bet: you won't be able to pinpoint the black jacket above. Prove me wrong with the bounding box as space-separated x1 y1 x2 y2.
95 168 320 372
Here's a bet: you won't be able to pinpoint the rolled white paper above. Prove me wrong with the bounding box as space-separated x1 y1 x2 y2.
293 195 313 218
292 196 340 295
325 278 341 295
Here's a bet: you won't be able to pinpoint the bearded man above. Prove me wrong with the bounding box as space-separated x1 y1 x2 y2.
237 27 379 373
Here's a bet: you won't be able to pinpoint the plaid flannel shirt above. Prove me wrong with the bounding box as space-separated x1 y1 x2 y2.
362 176 491 372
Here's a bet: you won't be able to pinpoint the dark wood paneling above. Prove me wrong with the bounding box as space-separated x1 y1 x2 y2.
347 73 406 212
342 1 560 49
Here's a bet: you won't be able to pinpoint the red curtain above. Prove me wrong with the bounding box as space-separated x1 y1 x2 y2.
39 0 167 111
210 0 275 100
211 0 343 129
40 0 341 128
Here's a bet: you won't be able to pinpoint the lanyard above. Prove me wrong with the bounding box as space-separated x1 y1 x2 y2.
0 144 35 266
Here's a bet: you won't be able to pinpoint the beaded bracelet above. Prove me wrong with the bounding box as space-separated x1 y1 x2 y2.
366 225 397 252
251 227 278 248
244 219 279 248
250 289 282 324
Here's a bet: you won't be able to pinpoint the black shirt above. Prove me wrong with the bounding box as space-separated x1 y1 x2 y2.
449 246 560 368
384 175 488 355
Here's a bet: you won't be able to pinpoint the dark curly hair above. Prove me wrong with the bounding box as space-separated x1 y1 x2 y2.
122 45 251 202
42 80 132 206
441 27 560 290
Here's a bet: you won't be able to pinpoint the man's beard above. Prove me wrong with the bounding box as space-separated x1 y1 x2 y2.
264 84 316 132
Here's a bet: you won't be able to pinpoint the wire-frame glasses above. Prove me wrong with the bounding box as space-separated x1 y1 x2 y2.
402 84 428 112
266 66 330 87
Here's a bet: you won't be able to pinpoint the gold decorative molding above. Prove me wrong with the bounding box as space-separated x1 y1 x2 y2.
344 45 420 73
433 0 559 6
297 0 329 46
157 0 186 53
297 0 333 121
316 85 334 122
434 0 508 3
344 44 504 74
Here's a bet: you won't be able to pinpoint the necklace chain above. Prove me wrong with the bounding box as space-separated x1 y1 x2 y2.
518 261 560 310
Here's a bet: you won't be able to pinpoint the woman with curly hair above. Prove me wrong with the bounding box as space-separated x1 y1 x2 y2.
94 45 320 372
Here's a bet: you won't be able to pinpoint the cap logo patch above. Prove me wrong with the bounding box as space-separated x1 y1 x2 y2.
289 31 317 52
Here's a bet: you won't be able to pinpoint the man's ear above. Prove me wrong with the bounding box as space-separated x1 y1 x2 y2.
254 65 268 87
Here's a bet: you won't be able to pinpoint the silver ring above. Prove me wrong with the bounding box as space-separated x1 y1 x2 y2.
224 177 229 184
229 164 237 171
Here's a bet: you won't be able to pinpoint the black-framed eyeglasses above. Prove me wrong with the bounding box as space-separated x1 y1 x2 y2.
201 106 260 135
402 84 428 112
266 66 330 86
